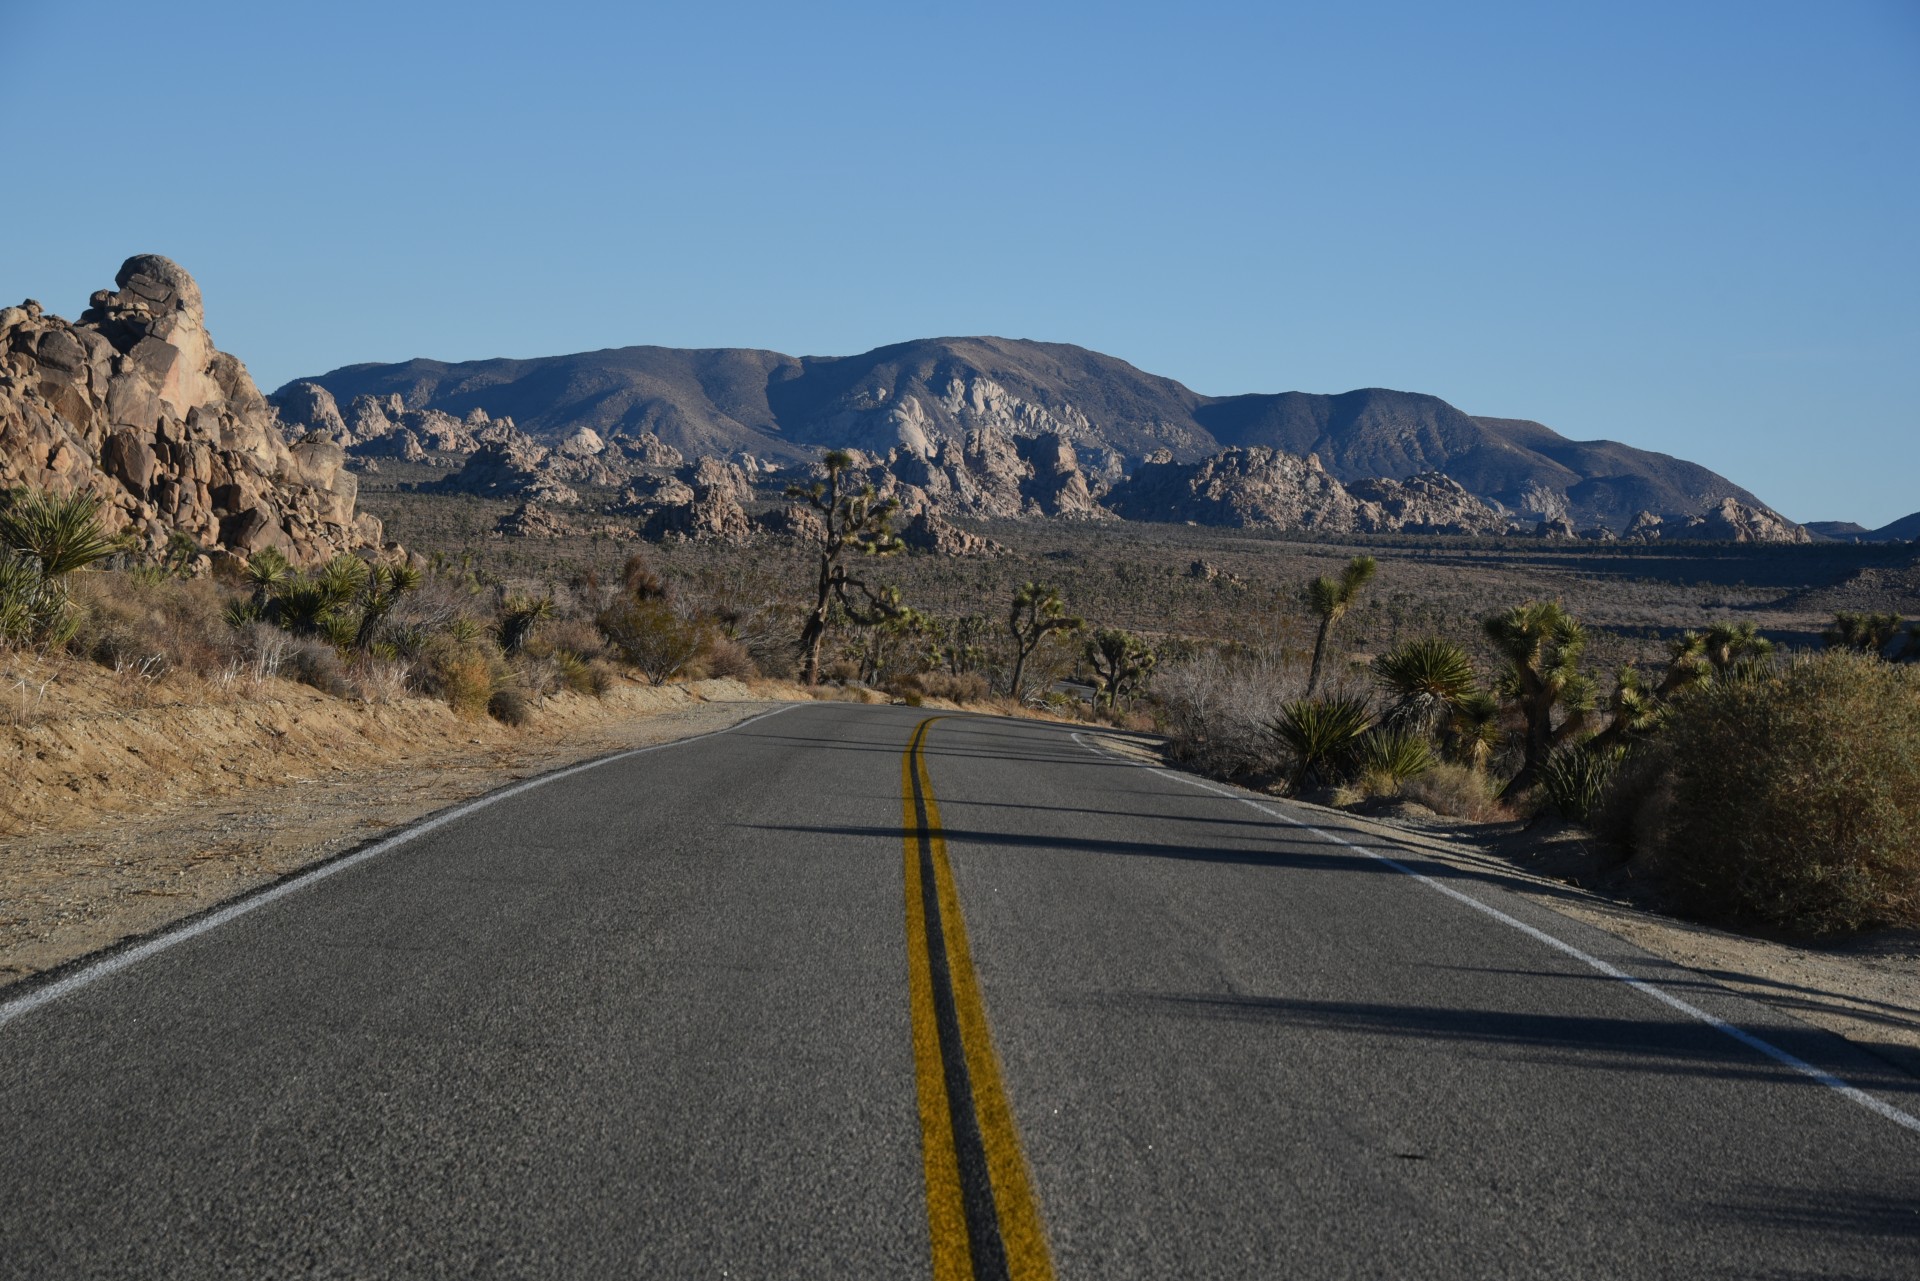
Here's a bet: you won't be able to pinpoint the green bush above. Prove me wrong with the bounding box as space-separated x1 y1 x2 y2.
1635 651 1920 934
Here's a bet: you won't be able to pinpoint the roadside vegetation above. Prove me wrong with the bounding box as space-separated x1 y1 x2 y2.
9 465 1920 938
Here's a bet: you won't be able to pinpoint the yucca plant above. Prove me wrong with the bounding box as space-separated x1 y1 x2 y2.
499 594 556 655
1538 743 1623 825
1445 690 1502 771
1355 726 1434 787
1374 637 1477 733
0 489 122 577
1269 695 1374 789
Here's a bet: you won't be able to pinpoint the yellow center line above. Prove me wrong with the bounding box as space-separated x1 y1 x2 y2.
901 716 1056 1281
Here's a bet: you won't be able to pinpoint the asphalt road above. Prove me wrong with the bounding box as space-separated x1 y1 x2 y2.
1 702 1916 1279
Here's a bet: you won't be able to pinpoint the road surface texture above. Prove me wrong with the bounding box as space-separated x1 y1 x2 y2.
2 703 1915 1278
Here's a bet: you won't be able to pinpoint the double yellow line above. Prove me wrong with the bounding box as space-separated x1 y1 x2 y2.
900 717 1055 1281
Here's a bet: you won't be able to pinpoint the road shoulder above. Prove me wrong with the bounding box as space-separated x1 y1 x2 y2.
1072 727 1920 1085
0 682 796 989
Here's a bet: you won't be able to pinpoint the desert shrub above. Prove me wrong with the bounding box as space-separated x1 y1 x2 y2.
525 616 608 662
700 634 759 680
284 638 349 697
1269 695 1374 790
1158 647 1306 779
488 685 533 726
899 670 993 704
412 636 496 718
599 598 701 685
1398 761 1509 822
70 571 235 677
347 657 412 704
1538 742 1624 824
1633 651 1920 934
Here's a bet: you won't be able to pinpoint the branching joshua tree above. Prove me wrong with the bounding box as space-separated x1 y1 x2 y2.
1484 600 1595 796
1305 555 1377 697
1006 581 1082 701
1824 611 1904 656
1085 628 1157 709
786 450 906 684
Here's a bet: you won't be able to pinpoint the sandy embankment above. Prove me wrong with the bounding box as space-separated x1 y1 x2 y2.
1 653 808 985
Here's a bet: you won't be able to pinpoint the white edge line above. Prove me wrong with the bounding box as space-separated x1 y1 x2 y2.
1069 731 1920 1135
0 703 799 1031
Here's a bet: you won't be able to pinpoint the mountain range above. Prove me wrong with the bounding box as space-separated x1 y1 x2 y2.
279 337 1781 532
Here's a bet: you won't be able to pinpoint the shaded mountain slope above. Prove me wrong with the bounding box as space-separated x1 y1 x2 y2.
281 337 1784 530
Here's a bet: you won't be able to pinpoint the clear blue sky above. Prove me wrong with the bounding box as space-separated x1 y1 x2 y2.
3 1 1915 525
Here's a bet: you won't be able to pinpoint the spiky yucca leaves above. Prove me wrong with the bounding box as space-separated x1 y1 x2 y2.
0 489 122 578
1270 695 1374 790
243 547 294 606
1355 726 1434 788
498 594 555 655
0 552 59 646
1539 743 1624 824
1484 600 1595 796
1305 555 1377 697
1446 690 1502 771
1373 637 1476 733
1824 611 1904 656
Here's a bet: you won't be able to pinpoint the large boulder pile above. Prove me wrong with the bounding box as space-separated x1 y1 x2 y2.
1346 472 1508 536
1106 448 1366 529
0 256 379 564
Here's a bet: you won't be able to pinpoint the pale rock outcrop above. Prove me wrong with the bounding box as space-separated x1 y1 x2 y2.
0 255 379 565
1625 511 1665 542
1680 497 1811 544
1107 448 1364 529
1346 472 1505 536
900 510 1002 557
495 501 575 538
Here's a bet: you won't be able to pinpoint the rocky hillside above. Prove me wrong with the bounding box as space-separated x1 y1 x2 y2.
280 336 1794 534
1 257 378 566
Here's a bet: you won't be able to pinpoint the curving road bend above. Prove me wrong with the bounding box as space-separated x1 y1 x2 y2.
1 702 1915 1279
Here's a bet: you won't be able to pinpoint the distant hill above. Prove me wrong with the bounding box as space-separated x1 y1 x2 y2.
1806 513 1919 542
1874 511 1920 542
280 337 1784 530
1806 520 1873 540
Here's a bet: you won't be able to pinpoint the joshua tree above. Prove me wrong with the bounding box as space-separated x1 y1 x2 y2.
1305 555 1377 697
1823 611 1903 656
1085 628 1157 709
1006 581 1082 700
786 450 905 684
1484 600 1595 795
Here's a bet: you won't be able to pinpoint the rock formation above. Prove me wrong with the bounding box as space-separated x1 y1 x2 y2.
0 256 379 565
1107 448 1366 529
900 511 1002 557
1678 497 1812 544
